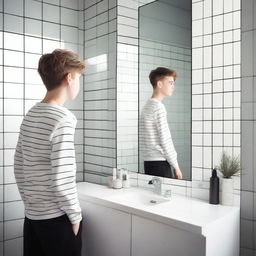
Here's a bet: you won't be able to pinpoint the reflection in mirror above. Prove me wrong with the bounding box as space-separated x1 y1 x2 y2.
139 0 192 180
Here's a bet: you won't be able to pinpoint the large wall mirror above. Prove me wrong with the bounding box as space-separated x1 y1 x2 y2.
138 0 192 180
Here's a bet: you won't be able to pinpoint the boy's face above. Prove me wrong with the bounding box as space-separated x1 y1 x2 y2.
157 76 175 97
67 72 81 100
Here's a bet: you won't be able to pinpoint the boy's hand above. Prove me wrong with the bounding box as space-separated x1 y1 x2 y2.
174 168 183 179
72 222 80 236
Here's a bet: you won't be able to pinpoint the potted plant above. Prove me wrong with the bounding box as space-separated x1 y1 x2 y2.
215 151 241 206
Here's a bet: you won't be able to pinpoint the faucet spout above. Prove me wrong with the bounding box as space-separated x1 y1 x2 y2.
148 177 162 195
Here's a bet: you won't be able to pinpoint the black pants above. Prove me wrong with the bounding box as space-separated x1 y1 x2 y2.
144 160 174 178
24 214 82 256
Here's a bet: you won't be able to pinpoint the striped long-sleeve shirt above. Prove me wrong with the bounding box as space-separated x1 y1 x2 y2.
139 98 179 169
14 102 82 224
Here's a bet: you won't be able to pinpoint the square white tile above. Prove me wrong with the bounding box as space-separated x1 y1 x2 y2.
4 83 24 99
4 99 23 116
4 219 23 240
25 0 42 20
4 0 23 16
4 183 21 202
213 15 223 33
4 237 23 256
25 18 42 38
25 36 42 54
43 3 60 23
61 8 78 27
4 67 24 84
4 50 24 67
43 22 60 40
192 1 203 20
4 33 23 51
223 12 233 31
212 0 223 16
4 14 23 34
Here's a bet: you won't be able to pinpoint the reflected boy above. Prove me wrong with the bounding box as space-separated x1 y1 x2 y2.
140 67 183 179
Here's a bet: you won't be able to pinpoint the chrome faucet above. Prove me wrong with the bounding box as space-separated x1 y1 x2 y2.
148 177 162 195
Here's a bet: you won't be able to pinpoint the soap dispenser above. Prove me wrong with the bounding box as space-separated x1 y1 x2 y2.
122 169 130 188
112 168 122 189
209 169 219 205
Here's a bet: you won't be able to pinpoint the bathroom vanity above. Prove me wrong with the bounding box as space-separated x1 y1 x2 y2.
77 182 239 256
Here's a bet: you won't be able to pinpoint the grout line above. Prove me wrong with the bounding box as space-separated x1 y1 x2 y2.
222 0 224 157
2 0 4 253
138 5 140 174
115 1 118 172
252 0 255 248
82 0 85 183
202 0 205 181
210 0 213 176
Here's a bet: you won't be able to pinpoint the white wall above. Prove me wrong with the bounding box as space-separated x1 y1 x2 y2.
140 0 191 47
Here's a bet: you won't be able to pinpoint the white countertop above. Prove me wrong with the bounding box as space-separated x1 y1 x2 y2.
77 182 240 236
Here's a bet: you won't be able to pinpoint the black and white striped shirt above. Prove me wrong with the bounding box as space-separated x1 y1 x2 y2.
14 102 82 224
140 98 179 169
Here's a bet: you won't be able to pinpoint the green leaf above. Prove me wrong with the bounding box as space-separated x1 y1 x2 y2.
216 151 241 178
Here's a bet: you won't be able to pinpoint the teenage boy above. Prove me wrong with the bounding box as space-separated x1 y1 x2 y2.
140 67 183 179
14 49 85 256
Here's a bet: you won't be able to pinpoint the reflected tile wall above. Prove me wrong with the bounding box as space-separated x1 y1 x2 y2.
117 43 138 172
1 0 84 254
83 0 117 184
116 0 155 173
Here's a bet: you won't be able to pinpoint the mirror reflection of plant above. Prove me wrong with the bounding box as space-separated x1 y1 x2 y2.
215 151 241 179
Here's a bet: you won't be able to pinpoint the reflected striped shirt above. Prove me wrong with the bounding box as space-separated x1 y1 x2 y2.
14 102 82 224
139 98 179 169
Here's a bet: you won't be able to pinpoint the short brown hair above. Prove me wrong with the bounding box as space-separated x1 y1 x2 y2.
38 49 85 91
149 67 177 88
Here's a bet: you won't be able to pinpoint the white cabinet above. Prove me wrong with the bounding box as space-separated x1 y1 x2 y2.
80 200 131 256
80 200 205 256
78 183 240 256
131 215 205 256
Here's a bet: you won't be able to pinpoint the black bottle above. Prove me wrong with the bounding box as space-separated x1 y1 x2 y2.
209 169 219 204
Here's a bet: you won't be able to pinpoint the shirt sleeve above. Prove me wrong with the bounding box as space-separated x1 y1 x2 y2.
50 117 82 224
14 133 26 202
154 107 180 169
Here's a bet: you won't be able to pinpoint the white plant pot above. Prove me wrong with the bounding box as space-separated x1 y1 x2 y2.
221 178 233 206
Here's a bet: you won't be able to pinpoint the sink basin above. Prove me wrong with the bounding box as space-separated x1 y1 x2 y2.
110 191 170 206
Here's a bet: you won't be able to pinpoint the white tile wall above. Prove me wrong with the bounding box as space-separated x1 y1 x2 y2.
83 0 117 179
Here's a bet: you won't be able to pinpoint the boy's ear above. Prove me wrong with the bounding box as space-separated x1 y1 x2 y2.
156 79 162 89
64 73 72 85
